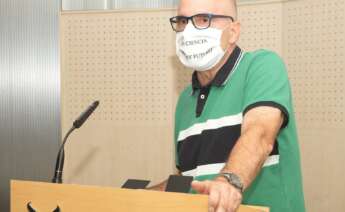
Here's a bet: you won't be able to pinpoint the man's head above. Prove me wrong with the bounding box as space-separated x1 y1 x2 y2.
178 0 237 20
177 0 240 51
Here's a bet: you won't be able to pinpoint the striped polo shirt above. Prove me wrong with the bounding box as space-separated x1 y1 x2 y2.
174 46 305 212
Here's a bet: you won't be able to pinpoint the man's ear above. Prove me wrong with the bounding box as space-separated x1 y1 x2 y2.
221 21 241 50
228 21 241 45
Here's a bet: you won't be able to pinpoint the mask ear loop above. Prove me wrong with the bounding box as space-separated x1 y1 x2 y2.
220 26 232 53
220 21 236 54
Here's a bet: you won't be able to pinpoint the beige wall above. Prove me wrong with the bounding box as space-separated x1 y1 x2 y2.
283 0 345 211
60 1 345 211
60 9 179 186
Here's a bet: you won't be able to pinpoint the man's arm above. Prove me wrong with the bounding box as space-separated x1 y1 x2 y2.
222 106 284 189
192 106 284 212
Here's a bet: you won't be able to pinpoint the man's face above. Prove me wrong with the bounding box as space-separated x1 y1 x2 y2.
177 0 239 51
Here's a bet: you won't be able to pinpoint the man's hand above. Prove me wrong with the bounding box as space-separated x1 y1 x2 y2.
191 177 242 212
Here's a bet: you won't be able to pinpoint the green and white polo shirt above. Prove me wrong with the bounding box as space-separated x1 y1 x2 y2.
174 46 305 212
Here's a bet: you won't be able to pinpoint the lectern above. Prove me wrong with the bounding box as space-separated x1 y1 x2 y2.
11 180 269 212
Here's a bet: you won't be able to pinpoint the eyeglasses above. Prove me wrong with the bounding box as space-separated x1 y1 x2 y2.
169 13 234 32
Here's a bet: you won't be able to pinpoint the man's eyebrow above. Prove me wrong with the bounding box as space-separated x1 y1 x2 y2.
177 12 188 16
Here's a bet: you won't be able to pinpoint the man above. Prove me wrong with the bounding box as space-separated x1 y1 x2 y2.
149 0 305 211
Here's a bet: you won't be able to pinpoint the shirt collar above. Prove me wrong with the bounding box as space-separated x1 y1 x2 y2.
191 46 242 93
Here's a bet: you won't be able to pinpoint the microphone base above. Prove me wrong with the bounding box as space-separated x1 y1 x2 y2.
52 176 63 184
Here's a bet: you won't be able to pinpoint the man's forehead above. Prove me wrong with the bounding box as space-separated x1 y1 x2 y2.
178 0 234 16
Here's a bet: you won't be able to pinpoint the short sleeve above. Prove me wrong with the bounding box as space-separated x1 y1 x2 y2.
243 51 291 128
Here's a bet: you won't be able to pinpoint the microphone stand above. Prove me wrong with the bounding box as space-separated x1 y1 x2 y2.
52 126 76 183
51 100 99 184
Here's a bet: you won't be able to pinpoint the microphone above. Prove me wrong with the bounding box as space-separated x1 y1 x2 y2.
73 101 99 129
52 101 99 183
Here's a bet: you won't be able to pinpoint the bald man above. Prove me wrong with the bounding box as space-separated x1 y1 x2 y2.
149 1 305 211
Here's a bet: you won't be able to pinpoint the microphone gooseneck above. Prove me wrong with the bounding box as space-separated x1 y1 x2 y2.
52 101 99 184
52 126 75 183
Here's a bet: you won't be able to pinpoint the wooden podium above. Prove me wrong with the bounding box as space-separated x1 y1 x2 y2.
11 180 269 212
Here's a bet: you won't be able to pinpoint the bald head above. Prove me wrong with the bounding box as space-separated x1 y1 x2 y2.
178 0 237 19
230 0 237 18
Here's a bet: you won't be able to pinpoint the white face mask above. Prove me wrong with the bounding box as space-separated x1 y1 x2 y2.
176 23 226 72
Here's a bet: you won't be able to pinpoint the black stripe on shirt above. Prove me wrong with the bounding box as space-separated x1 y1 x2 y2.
177 124 279 172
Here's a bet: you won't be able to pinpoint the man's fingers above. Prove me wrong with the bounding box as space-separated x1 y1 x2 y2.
225 188 242 212
191 180 211 194
208 188 221 211
216 187 230 212
216 207 226 212
193 180 242 212
228 189 242 212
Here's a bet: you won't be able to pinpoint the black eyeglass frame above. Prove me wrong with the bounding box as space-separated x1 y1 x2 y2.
169 13 235 32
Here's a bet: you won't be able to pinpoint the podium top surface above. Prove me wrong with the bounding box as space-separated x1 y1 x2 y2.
11 180 268 212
